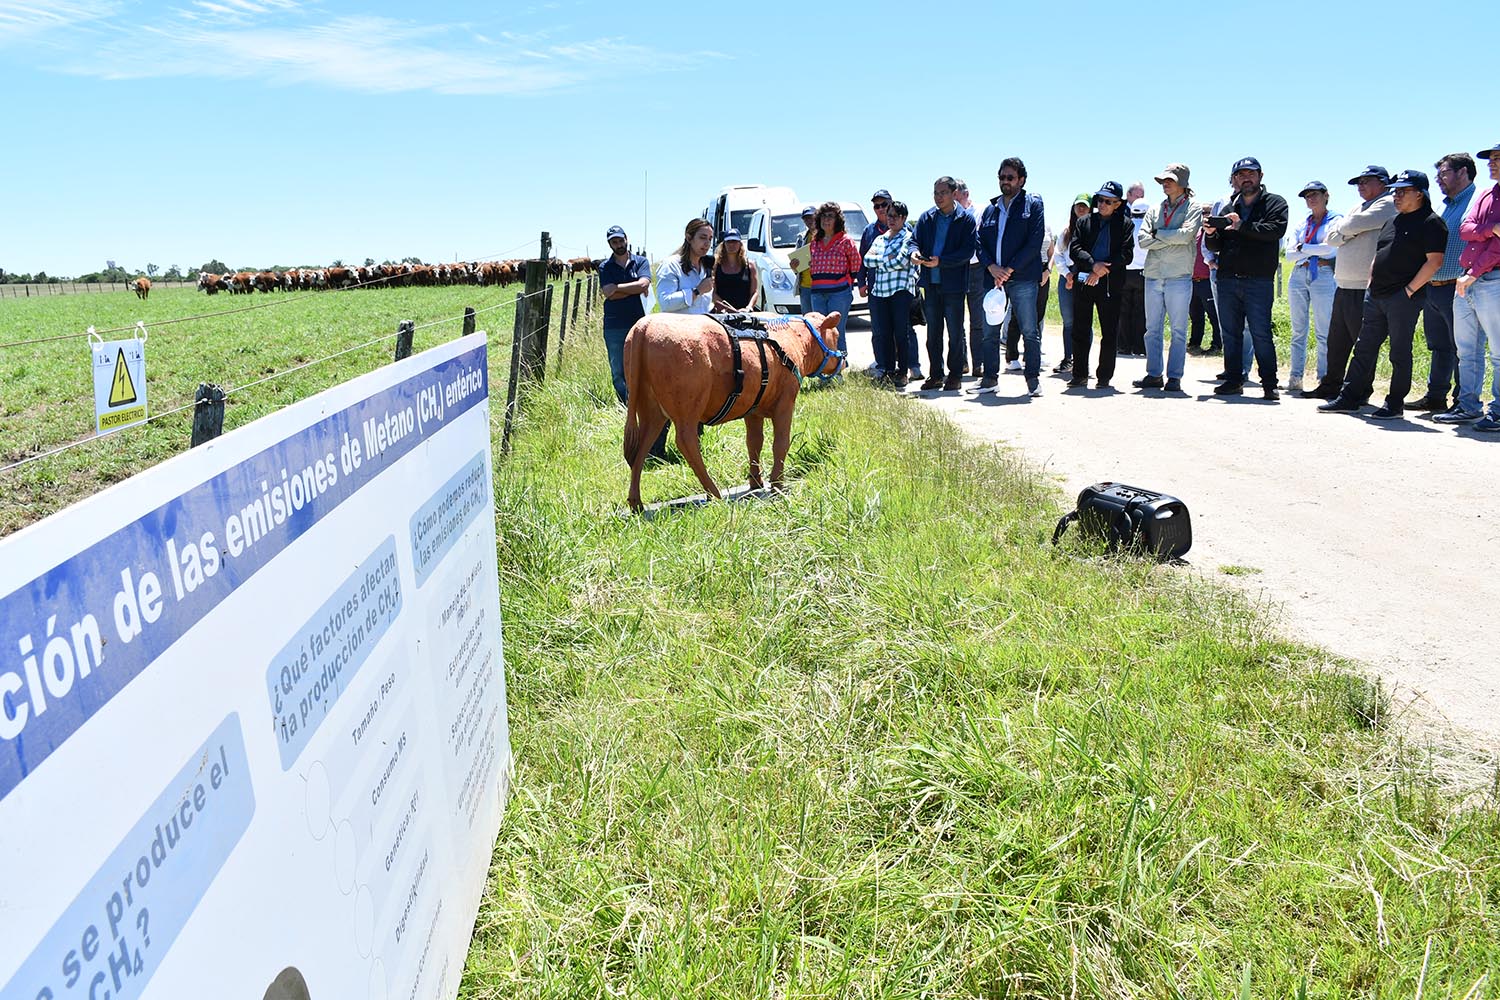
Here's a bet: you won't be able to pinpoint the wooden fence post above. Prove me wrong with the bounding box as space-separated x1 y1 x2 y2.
500 293 524 456
558 280 571 353
534 284 553 383
394 319 414 361
191 383 226 447
571 274 584 328
462 306 476 337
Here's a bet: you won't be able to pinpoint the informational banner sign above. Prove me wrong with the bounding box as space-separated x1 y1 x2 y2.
92 335 148 435
0 334 511 1000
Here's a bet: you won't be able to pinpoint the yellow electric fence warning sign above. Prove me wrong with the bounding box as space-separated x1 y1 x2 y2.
92 337 148 434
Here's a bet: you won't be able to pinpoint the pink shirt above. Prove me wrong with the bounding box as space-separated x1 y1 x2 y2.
1459 183 1500 278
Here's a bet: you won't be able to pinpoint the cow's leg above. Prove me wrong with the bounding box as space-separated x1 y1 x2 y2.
745 415 765 490
627 409 670 511
769 412 793 491
674 421 721 501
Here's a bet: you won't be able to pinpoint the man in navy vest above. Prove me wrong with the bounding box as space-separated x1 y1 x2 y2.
911 176 977 391
976 157 1047 395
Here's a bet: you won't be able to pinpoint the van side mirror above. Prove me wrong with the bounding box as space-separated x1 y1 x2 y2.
748 237 765 253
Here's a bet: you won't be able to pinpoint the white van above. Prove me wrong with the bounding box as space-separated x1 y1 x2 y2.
745 201 871 315
701 185 800 248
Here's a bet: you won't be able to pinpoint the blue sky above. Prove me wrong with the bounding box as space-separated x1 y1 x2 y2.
0 0 1485 277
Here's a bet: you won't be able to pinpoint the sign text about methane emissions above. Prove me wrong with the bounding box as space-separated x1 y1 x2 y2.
0 334 513 1000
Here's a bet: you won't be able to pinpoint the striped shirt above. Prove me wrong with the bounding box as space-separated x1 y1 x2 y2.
807 234 862 293
1435 183 1476 281
863 226 919 297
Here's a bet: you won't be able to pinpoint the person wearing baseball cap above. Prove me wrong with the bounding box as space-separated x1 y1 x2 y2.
1440 142 1500 429
1065 180 1135 389
1311 166 1397 398
795 204 818 315
1202 156 1289 399
1048 193 1093 374
1411 153 1478 415
1320 170 1448 419
1133 164 1202 392
1282 181 1342 395
597 224 651 405
858 189 895 374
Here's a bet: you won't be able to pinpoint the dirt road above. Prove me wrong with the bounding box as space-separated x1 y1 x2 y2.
841 316 1500 752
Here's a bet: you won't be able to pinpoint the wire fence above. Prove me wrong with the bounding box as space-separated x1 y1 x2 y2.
0 250 599 488
0 280 200 298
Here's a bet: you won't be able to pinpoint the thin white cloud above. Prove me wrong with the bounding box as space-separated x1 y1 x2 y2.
29 7 715 95
0 0 118 41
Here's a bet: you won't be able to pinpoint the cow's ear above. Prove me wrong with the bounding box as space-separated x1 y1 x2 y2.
819 313 841 334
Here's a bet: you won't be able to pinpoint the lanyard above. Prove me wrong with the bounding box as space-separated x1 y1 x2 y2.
1304 215 1324 245
1161 197 1185 229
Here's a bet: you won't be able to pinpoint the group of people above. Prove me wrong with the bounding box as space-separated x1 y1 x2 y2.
595 144 1500 432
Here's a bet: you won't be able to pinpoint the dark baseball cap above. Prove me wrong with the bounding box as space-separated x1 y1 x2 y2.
1231 156 1262 174
801 204 817 217
1478 143 1500 160
871 189 892 202
1388 170 1429 192
605 225 627 241
720 229 743 242
1348 165 1390 185
1094 180 1125 200
1298 181 1328 197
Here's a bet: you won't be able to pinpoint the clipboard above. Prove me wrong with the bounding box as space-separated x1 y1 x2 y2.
788 245 811 272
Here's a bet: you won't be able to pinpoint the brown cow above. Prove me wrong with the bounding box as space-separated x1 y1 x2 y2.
622 311 845 511
228 272 254 294
567 257 595 275
132 277 151 300
253 271 280 293
198 273 226 294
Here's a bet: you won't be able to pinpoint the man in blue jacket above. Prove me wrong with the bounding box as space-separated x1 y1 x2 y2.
976 157 1047 394
911 176 977 391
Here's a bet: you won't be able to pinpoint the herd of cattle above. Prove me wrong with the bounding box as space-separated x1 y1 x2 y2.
195 257 597 295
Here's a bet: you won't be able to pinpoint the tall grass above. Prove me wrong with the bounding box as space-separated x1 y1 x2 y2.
466 327 1497 997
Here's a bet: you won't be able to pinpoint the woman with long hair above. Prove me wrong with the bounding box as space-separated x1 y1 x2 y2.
657 218 715 314
793 200 862 350
712 229 760 312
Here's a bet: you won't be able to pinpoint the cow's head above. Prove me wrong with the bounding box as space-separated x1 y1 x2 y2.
801 312 847 378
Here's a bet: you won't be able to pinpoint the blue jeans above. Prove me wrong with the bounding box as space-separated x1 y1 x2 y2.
798 287 813 315
923 287 968 378
603 323 630 404
1055 274 1074 360
1215 274 1277 385
983 280 1040 382
869 291 912 375
1287 266 1335 382
1210 270 1253 375
1454 270 1500 416
1144 276 1192 379
1421 281 1459 402
809 287 853 353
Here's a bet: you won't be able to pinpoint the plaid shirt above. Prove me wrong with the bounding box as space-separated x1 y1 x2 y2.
863 225 919 297
1435 183 1475 281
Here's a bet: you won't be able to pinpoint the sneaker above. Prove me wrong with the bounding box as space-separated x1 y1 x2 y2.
1213 381 1243 396
1475 416 1500 433
1027 381 1042 397
1164 378 1182 392
920 375 944 391
1433 407 1482 423
891 373 909 388
1095 379 1111 389
1369 405 1403 420
1132 375 1165 389
978 375 999 389
1053 358 1073 374
1263 386 1280 401
1406 395 1447 411
1005 359 1023 372
1317 396 1361 413
942 375 963 391
1066 377 1089 388
1302 381 1338 399
1214 370 1231 380
1286 376 1303 394
909 368 925 381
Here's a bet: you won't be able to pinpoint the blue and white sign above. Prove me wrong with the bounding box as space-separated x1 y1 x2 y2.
0 334 511 1000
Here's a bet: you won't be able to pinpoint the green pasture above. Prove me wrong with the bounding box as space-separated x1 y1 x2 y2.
2 286 1494 998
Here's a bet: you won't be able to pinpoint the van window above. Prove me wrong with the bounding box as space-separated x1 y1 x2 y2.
843 209 870 235
728 208 757 237
770 214 809 249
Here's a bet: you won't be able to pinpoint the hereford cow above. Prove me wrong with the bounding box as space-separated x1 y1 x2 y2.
253 271 280 293
132 277 151 300
568 257 595 275
228 272 254 294
622 312 846 511
198 273 226 294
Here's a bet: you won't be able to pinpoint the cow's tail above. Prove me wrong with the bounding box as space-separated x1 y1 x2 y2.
622 323 647 465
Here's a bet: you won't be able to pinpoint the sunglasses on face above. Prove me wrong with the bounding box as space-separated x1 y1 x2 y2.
998 175 1019 183
873 201 890 209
